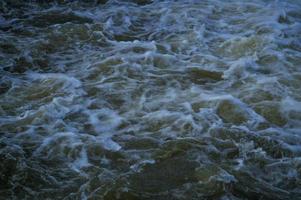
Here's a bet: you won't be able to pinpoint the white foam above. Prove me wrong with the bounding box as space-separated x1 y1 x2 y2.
281 97 301 113
27 73 82 88
70 147 91 172
86 108 123 133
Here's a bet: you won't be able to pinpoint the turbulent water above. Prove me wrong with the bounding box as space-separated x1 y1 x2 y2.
1 0 301 199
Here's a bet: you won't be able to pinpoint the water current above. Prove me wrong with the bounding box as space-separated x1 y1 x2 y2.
1 0 301 199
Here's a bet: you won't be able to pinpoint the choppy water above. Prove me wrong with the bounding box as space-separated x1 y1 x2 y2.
1 0 301 199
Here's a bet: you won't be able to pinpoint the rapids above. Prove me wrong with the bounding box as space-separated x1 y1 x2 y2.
1 0 301 199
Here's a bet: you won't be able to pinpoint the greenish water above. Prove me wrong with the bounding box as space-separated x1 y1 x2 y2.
1 0 301 199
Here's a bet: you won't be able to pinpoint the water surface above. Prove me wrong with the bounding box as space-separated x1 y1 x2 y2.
1 0 301 199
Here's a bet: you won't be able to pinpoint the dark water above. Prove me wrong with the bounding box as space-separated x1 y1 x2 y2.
1 0 301 199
